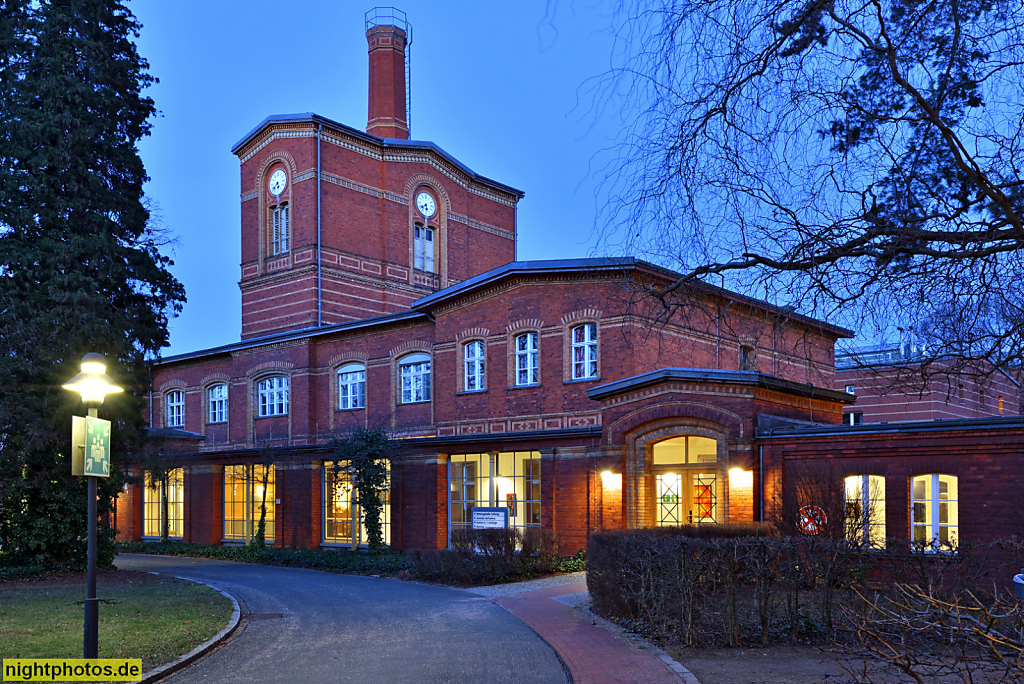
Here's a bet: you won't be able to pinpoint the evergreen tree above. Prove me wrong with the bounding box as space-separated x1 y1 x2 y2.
0 0 184 567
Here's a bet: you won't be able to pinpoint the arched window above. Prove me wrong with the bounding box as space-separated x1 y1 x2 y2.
337 363 366 410
271 203 289 255
911 474 958 550
257 376 289 417
464 340 486 392
571 323 598 379
399 353 431 404
207 384 228 424
165 390 184 428
515 332 539 386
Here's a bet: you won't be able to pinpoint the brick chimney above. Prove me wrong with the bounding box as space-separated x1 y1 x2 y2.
366 10 409 139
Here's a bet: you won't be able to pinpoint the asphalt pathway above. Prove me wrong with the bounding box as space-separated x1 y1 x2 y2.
115 554 568 684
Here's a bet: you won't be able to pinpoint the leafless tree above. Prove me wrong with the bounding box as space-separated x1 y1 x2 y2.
591 0 1024 374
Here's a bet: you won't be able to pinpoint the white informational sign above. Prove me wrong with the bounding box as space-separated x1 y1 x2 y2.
470 506 509 530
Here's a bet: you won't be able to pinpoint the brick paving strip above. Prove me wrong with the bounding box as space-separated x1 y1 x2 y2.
474 574 699 684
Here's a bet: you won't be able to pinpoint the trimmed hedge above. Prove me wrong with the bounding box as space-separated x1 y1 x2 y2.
588 526 1024 648
117 541 413 576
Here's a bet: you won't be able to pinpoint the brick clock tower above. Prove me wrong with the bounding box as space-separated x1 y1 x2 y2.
231 9 523 340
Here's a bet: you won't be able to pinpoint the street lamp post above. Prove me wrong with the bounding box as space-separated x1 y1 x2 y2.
62 353 122 659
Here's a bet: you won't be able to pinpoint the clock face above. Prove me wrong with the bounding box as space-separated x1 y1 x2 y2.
268 169 287 196
416 191 436 217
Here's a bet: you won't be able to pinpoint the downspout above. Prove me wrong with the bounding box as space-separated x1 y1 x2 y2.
148 359 153 428
317 123 323 327
758 444 764 523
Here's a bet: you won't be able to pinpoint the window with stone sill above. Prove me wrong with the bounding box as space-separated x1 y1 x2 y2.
208 384 228 424
165 390 184 428
399 353 431 404
911 474 958 552
571 323 598 379
337 363 366 410
464 340 486 392
515 332 539 386
257 376 289 417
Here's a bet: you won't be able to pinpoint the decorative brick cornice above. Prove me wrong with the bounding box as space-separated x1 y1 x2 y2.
239 127 315 164
449 212 514 240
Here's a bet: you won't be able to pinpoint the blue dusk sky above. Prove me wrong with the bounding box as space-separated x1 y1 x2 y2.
131 1 627 356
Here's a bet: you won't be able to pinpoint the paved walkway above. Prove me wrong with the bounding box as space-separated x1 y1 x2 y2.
479 577 688 684
116 554 568 684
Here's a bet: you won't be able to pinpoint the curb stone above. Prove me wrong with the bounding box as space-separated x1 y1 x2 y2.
138 575 242 684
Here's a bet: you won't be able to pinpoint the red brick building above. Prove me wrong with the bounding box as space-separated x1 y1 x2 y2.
116 10 1024 553
833 346 1021 426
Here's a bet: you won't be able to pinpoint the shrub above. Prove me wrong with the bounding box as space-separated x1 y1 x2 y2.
412 528 569 586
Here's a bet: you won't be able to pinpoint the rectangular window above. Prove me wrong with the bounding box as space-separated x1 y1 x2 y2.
515 332 539 386
739 345 757 371
464 340 486 392
911 474 958 551
448 452 541 537
845 384 855 395
272 204 289 255
143 469 184 539
323 461 391 547
845 474 885 547
656 472 718 525
337 365 366 410
846 412 863 426
208 384 227 424
223 464 275 543
257 376 289 417
414 225 434 272
166 390 184 428
399 355 431 404
571 323 598 379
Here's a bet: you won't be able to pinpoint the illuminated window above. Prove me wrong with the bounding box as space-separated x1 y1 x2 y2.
999 395 1004 413
414 224 434 272
257 376 289 417
911 474 958 550
322 461 391 547
652 436 718 525
571 324 598 379
337 363 366 410
449 452 541 536
515 332 539 386
208 384 227 424
399 353 431 403
845 474 885 547
143 469 184 539
464 340 486 392
271 204 289 255
165 390 184 428
223 464 275 543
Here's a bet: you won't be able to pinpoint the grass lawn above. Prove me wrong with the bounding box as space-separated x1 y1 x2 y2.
0 570 233 672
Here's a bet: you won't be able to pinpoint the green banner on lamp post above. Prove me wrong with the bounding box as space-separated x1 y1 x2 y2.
73 415 111 477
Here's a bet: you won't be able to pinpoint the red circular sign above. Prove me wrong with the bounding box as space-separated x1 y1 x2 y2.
798 505 828 535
